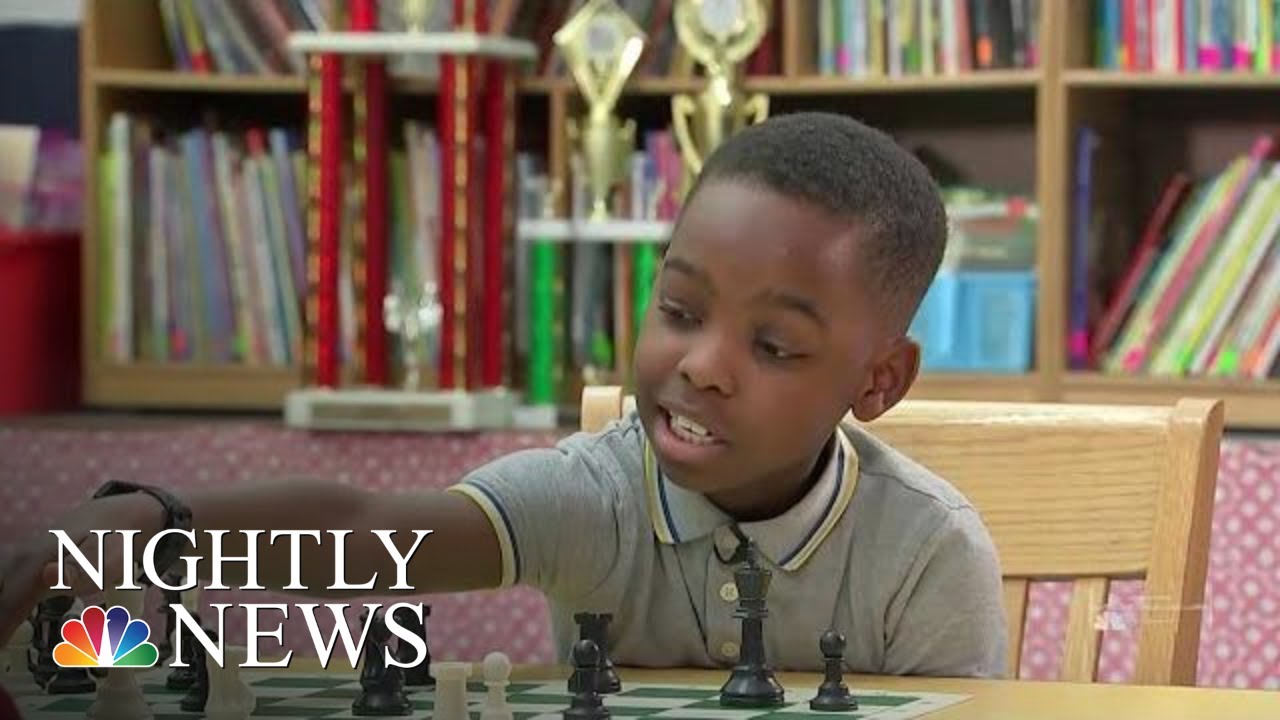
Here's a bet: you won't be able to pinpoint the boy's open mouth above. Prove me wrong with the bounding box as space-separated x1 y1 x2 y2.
655 406 729 463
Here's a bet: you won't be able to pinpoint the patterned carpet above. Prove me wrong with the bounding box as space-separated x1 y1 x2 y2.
0 420 1276 689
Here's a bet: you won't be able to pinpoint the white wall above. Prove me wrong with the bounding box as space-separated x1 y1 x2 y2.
0 0 81 26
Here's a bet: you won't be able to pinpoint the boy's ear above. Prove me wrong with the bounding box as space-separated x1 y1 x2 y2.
850 336 920 423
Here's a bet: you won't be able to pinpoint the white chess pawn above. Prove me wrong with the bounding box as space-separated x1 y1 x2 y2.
4 615 33 677
479 652 513 720
88 575 154 720
204 646 256 720
429 661 472 720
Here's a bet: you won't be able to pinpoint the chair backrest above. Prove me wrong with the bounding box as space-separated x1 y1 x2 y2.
580 386 1224 686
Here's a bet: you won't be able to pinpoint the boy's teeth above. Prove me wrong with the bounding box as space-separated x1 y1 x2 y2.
671 413 716 444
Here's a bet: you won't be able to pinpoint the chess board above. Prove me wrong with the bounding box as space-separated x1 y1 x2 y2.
8 670 970 719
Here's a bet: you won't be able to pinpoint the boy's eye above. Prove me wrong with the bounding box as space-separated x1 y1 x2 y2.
757 338 800 361
659 301 699 327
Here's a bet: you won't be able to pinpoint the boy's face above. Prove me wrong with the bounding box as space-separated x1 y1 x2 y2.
633 181 920 518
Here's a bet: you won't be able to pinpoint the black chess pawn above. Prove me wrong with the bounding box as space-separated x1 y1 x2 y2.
571 612 621 694
392 605 433 688
719 541 785 709
352 609 412 716
179 629 215 712
46 602 96 695
564 639 610 720
809 630 857 712
167 612 199 691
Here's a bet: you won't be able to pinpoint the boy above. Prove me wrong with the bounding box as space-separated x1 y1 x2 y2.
0 112 1005 678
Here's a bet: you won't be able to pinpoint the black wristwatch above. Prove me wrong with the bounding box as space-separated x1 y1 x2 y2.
93 480 193 579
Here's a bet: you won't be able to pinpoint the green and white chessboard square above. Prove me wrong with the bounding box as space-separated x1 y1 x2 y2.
11 670 969 719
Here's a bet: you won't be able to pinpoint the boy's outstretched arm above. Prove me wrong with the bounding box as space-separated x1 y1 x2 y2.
0 479 502 644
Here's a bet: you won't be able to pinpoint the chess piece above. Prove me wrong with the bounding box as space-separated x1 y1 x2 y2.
179 628 215 712
809 630 857 712
564 639 610 719
352 610 412 716
47 599 95 694
3 615 33 678
205 646 257 720
429 662 473 720
572 612 621 694
88 581 153 720
167 613 200 691
156 570 183 665
393 605 433 687
479 651 514 720
32 595 73 687
719 540 785 708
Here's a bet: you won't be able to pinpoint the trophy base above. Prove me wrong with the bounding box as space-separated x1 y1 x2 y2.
284 387 518 433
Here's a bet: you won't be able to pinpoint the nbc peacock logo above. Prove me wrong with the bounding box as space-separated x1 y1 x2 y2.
53 605 159 668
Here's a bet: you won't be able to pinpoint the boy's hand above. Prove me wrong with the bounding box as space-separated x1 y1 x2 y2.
0 493 165 646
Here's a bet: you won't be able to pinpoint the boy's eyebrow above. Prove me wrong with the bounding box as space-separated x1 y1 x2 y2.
757 290 829 330
662 257 713 290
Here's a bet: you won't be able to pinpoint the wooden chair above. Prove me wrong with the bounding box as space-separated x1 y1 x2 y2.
579 386 1224 686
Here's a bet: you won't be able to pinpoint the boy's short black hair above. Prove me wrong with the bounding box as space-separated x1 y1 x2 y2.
685 111 948 331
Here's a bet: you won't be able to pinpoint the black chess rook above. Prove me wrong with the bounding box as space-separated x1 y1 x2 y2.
572 611 621 694
564 639 610 720
809 629 857 712
719 541 785 709
33 596 74 688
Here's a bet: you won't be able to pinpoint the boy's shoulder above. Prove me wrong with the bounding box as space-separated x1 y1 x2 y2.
839 419 976 515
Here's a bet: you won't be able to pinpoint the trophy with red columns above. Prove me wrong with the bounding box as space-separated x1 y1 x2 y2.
285 1 535 431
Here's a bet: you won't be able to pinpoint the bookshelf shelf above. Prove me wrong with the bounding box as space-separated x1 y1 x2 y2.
93 69 308 93
1063 70 1280 90
747 70 1042 95
87 364 300 410
1061 374 1280 429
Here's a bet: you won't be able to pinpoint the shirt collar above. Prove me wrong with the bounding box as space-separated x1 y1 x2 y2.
642 427 860 572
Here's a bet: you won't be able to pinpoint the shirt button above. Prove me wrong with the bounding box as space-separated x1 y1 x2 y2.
719 582 739 603
720 641 739 659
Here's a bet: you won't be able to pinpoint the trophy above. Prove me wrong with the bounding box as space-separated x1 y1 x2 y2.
554 0 647 220
671 0 771 181
384 281 443 391
403 0 433 33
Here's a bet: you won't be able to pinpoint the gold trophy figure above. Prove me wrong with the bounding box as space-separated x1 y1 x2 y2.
554 0 647 220
671 0 770 182
403 0 435 33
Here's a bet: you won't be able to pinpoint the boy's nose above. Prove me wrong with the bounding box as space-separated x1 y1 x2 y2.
677 337 737 396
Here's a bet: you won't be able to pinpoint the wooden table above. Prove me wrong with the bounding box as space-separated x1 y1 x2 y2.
277 659 1280 719
505 665 1280 720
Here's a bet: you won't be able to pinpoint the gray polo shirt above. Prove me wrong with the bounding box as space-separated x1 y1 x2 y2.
449 412 1006 678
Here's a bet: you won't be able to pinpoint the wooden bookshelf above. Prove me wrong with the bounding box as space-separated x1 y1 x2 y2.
87 364 300 410
78 1 1280 428
745 69 1042 94
1064 69 1280 89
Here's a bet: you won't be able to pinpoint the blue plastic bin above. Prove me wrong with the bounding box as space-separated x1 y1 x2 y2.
910 270 1037 373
